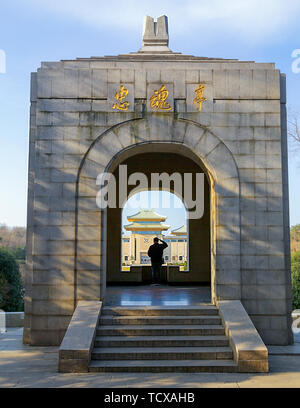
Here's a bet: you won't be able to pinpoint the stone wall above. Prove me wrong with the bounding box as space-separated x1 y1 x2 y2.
24 57 293 346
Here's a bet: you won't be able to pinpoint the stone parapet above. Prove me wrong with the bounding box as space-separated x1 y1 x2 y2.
58 301 102 373
217 300 268 372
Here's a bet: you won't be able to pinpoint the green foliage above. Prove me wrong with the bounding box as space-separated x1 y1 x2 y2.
0 225 26 260
9 246 26 260
291 224 300 254
0 248 24 312
291 224 300 236
0 273 9 309
291 251 300 310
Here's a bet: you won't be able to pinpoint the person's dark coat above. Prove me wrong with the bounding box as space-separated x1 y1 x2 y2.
147 240 168 265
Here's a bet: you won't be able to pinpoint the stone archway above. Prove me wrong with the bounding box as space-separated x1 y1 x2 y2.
75 116 241 306
106 149 211 284
105 148 211 285
120 188 190 271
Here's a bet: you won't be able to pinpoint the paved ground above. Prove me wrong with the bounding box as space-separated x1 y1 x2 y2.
0 329 300 388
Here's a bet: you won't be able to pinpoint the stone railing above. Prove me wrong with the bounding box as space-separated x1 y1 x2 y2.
217 300 269 373
128 265 186 282
58 301 102 373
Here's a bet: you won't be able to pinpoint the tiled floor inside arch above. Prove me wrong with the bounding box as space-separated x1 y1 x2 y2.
104 285 211 306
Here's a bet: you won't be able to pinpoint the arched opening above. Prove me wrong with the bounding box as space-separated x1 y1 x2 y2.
75 117 241 307
121 190 189 273
104 147 211 303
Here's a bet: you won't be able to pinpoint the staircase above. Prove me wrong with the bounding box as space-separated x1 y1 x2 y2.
89 305 238 372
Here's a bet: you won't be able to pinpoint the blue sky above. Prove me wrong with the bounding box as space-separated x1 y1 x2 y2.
0 0 300 227
122 191 186 235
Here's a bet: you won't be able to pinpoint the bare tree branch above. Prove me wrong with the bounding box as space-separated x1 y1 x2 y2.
288 108 300 153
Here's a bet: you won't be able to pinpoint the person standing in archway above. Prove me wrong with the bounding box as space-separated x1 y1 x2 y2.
147 237 168 285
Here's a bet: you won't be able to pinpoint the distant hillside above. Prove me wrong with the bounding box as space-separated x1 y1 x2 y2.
0 223 300 256
0 225 26 258
291 224 300 254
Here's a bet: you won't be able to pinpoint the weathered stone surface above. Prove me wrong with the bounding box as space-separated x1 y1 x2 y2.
218 300 268 372
184 123 205 147
92 69 108 98
5 312 24 327
58 301 102 373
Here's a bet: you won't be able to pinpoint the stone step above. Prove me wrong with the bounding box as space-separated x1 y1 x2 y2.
89 359 238 373
97 324 225 336
102 305 218 316
91 346 233 360
99 315 221 325
95 335 229 347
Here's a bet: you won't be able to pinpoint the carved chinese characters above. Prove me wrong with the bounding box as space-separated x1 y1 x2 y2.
149 85 172 111
193 85 207 112
108 82 208 113
112 85 130 111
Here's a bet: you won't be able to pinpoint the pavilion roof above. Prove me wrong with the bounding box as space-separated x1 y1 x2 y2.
124 222 170 231
171 225 187 235
127 209 167 222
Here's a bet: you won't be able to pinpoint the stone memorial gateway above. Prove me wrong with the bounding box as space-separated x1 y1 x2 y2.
24 16 293 373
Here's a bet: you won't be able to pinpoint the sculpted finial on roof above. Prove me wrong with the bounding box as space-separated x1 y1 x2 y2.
139 15 172 53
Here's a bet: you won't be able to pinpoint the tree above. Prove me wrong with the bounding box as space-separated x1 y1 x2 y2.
291 224 300 254
291 251 300 310
288 109 300 152
0 248 24 311
0 224 26 258
10 246 26 260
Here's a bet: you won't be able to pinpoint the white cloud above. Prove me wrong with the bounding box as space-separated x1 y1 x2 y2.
24 0 300 44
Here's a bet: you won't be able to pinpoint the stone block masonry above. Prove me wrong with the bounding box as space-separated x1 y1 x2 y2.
24 15 293 348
